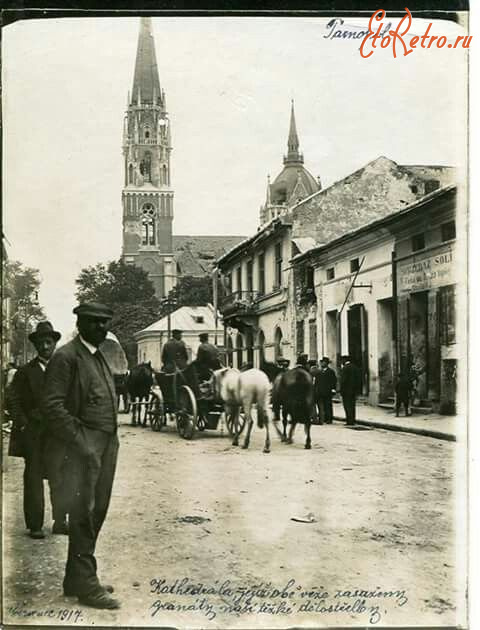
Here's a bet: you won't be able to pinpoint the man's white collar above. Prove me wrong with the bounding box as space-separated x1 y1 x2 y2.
79 335 97 355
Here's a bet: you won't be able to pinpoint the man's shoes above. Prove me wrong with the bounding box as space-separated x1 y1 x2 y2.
78 591 120 609
29 529 45 539
64 584 114 597
52 521 69 535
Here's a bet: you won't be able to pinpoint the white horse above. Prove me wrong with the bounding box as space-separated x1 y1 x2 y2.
214 367 272 453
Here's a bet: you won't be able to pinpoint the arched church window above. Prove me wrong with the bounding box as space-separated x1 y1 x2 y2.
145 129 150 140
162 165 168 185
128 164 134 184
141 203 156 246
139 152 152 182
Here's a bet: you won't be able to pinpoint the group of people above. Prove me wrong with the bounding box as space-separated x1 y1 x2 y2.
7 302 122 610
293 353 362 425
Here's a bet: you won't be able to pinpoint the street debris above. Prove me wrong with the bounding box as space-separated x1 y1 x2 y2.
291 512 316 523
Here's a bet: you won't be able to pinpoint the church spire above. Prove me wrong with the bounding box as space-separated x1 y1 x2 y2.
131 17 161 105
284 100 303 164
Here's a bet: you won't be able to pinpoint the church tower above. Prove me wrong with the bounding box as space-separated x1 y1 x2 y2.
122 17 176 297
259 102 320 225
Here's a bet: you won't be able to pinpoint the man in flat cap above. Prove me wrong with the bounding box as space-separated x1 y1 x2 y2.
313 357 337 424
42 302 120 609
161 329 189 373
8 321 67 539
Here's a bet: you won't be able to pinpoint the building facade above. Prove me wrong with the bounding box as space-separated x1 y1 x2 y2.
393 185 459 413
218 218 296 368
292 185 460 413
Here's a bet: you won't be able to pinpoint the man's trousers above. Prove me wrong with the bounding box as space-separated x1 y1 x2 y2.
22 428 46 531
342 395 357 426
317 396 333 424
63 427 119 597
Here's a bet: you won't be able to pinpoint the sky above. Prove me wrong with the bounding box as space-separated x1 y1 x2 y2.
3 13 468 337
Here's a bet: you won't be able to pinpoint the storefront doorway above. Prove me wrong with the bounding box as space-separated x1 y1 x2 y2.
347 304 369 395
408 291 428 402
377 298 394 401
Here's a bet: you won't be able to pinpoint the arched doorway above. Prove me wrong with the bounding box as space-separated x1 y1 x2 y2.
257 329 266 366
227 335 234 367
245 329 254 368
236 333 244 369
274 327 283 361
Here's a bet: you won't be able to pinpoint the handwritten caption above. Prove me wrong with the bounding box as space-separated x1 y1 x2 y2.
8 606 83 623
149 577 408 624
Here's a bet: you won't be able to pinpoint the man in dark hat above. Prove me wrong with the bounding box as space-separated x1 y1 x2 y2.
42 302 120 610
295 353 310 370
313 357 337 424
8 321 67 539
339 355 362 426
161 329 188 373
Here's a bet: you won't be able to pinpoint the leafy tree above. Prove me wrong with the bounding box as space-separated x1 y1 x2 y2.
3 260 45 364
165 275 218 308
75 259 160 366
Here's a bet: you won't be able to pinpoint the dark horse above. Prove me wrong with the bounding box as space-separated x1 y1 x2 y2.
114 372 130 413
271 367 314 449
128 362 154 426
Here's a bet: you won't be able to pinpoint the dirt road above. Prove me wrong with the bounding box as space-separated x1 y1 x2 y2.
3 415 466 628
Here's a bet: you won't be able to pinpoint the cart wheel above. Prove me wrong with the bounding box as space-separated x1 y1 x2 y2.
197 414 207 431
148 391 165 432
225 408 246 437
176 386 197 440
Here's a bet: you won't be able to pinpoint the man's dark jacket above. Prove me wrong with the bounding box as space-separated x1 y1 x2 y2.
314 367 337 398
340 362 362 397
41 337 117 463
8 358 46 458
196 342 221 369
161 338 188 371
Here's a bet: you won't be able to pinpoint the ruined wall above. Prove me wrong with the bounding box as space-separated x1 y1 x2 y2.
291 157 456 245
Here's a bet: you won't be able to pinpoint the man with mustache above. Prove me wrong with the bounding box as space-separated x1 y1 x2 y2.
43 303 120 610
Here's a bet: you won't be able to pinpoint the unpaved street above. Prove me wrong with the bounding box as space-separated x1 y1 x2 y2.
3 415 465 628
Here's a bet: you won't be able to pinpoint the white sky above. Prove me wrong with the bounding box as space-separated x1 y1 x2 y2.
3 14 468 336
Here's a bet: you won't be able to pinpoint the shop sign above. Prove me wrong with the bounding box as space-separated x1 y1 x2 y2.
398 247 454 293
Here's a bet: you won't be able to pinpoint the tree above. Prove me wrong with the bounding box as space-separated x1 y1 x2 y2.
165 275 218 308
4 260 45 364
75 259 160 367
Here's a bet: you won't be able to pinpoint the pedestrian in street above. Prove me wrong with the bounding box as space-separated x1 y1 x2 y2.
196 332 222 380
295 354 310 371
339 355 362 426
7 321 68 539
395 372 412 417
42 302 120 610
161 329 189 373
314 357 337 424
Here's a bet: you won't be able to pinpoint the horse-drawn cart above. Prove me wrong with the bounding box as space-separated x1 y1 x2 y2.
146 363 246 440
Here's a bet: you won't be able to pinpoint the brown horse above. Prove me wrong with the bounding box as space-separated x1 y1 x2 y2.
272 367 314 449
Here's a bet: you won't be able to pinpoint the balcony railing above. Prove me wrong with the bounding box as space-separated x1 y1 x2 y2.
220 290 260 314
